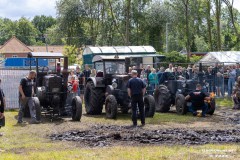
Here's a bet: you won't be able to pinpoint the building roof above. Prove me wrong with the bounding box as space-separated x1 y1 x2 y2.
83 46 156 55
0 36 32 53
28 46 64 53
0 36 64 54
28 52 64 59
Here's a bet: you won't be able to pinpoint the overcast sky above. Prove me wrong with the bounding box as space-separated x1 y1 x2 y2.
0 0 57 20
0 0 239 20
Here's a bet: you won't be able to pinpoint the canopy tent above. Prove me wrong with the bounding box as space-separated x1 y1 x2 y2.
198 51 240 65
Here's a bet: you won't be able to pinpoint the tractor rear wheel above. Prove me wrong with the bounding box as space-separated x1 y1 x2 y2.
105 95 118 119
207 98 215 115
175 94 187 115
154 85 171 112
71 96 82 121
144 95 155 117
84 82 104 115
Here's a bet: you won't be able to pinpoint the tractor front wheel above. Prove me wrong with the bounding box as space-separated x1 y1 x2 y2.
84 81 104 115
154 85 172 112
207 99 215 115
105 95 118 119
71 96 82 121
175 94 187 115
144 95 155 117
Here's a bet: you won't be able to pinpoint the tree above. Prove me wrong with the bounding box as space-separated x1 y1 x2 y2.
215 0 222 51
32 15 57 43
222 0 240 39
63 45 80 65
16 17 38 45
56 0 86 46
0 18 17 44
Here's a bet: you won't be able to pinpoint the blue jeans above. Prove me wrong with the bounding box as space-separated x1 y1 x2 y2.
228 78 235 96
18 97 37 122
149 84 155 95
188 103 208 116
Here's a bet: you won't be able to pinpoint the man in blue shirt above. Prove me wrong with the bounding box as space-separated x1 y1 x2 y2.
127 70 146 127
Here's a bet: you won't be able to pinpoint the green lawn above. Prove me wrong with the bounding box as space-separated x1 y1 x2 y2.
216 98 233 107
0 98 238 160
0 109 239 160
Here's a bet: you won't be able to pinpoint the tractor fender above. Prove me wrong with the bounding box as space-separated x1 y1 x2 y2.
86 77 105 88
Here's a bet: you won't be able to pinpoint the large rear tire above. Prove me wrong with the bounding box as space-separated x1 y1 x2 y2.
84 82 104 115
175 94 187 115
105 95 118 119
207 98 215 115
71 96 82 121
154 85 172 112
144 95 155 117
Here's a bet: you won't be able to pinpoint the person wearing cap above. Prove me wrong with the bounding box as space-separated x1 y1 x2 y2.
18 70 40 124
127 70 146 127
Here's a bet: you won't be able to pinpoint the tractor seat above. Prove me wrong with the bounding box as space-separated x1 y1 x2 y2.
96 71 103 77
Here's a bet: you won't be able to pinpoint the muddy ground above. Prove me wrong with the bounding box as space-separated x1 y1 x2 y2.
49 107 240 147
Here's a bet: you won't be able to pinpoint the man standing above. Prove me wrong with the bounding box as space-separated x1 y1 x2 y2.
0 79 5 132
185 84 210 117
127 70 146 127
83 64 91 82
18 70 40 124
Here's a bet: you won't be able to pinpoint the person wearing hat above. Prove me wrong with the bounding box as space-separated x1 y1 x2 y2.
127 70 146 127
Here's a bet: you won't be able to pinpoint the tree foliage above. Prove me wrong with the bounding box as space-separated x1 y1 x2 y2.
0 0 240 55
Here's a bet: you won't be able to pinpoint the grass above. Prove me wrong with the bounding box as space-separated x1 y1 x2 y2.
0 97 238 160
216 98 233 107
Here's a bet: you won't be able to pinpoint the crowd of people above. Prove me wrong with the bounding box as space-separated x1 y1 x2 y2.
127 63 240 98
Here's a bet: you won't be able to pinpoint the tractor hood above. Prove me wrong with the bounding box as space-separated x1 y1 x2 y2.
112 74 131 80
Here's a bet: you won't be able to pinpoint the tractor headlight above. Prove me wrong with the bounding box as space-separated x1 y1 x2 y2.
177 89 182 93
112 82 118 89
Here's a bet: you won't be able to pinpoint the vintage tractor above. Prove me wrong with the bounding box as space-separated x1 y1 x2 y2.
84 55 155 119
24 52 82 121
154 71 215 115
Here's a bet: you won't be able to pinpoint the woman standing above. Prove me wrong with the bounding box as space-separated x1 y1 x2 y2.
148 68 158 95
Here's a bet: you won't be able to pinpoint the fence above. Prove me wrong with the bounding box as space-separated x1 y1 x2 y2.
0 69 29 109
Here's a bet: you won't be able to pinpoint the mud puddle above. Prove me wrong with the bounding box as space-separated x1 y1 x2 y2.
50 125 240 147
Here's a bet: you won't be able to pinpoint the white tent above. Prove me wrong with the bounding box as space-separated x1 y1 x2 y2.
198 51 240 65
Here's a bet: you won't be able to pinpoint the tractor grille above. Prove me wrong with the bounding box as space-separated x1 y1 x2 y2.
43 75 62 93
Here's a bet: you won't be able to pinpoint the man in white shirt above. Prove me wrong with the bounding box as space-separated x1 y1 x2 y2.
165 63 174 72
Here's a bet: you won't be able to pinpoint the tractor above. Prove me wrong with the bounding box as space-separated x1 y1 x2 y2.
24 52 82 121
154 67 215 115
84 55 158 119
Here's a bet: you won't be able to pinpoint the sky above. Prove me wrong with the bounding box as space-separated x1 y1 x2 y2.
0 0 57 20
0 0 239 20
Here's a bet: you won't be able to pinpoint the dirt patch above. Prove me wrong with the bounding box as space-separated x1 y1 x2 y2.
50 125 240 147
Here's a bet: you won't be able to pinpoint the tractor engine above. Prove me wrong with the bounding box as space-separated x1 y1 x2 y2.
37 75 63 109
